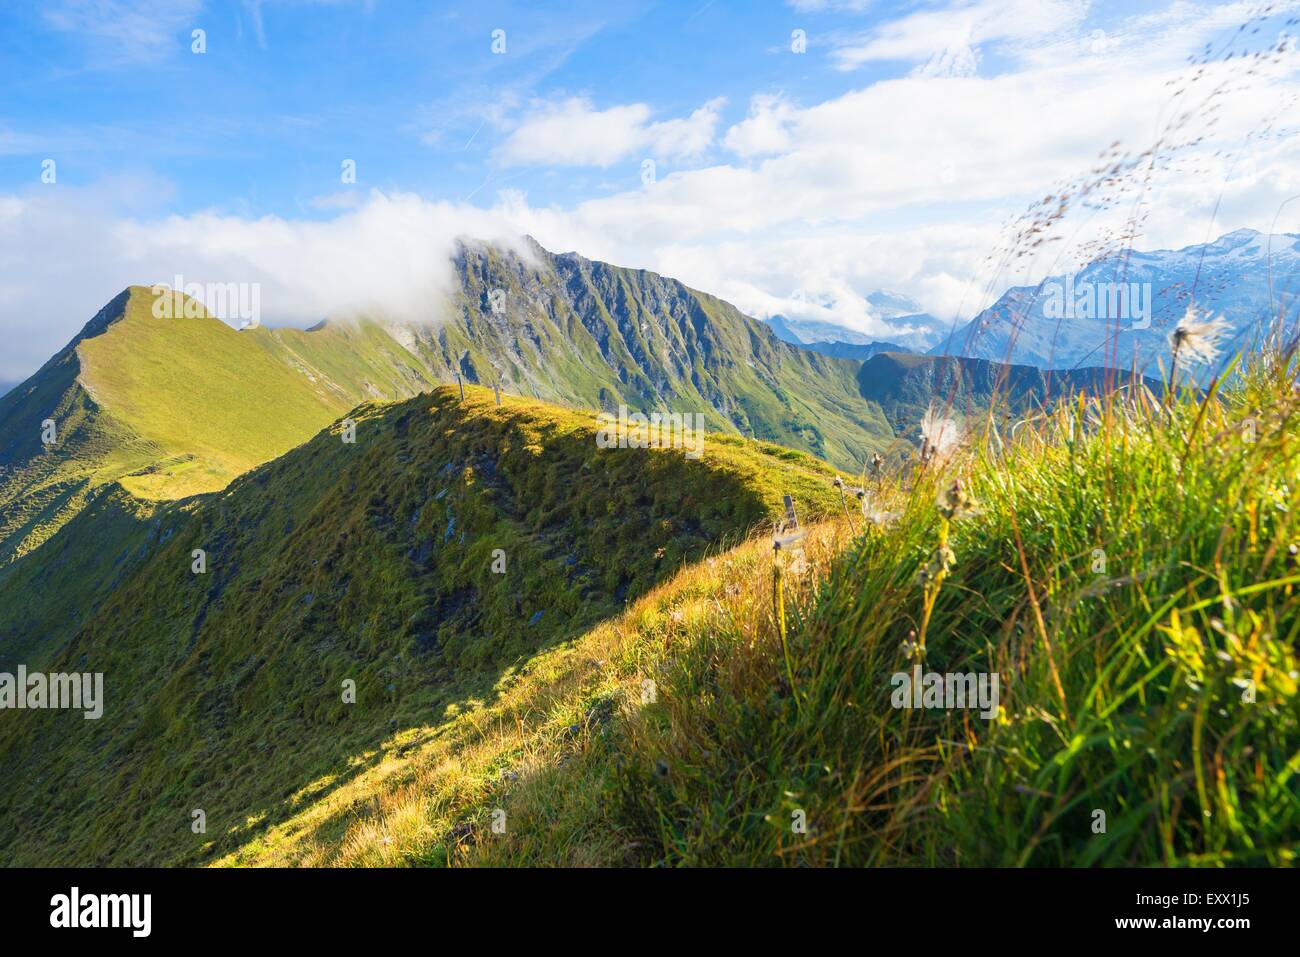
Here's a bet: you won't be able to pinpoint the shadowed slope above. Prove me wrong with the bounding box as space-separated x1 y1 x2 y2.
0 386 844 866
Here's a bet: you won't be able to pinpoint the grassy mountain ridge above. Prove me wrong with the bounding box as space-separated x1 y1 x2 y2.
4 240 1140 574
0 245 891 702
0 290 162 566
218 362 1300 868
73 288 438 498
0 287 457 671
0 286 438 564
0 386 845 866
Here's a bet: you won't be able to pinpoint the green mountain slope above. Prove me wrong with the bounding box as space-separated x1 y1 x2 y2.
0 290 152 566
70 288 440 499
0 244 899 668
0 387 844 866
0 287 448 663
0 487 185 672
0 247 1153 697
1 242 1151 579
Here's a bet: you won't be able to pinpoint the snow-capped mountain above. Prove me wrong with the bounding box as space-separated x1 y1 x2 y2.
933 229 1300 378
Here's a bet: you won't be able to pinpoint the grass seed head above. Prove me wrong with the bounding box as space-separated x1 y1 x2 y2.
1170 306 1231 366
919 406 962 465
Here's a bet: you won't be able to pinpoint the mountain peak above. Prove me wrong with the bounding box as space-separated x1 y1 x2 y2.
70 288 133 345
520 233 554 257
1209 227 1262 250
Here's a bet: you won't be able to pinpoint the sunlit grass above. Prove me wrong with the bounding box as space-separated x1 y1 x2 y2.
0 384 847 866
241 351 1300 867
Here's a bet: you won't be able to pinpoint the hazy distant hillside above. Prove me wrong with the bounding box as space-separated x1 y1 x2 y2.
797 338 913 361
858 352 1156 437
935 229 1300 376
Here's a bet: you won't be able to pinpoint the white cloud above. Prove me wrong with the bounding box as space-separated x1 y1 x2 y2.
786 1 873 11
494 96 725 167
831 0 1088 72
0 186 534 378
723 95 797 157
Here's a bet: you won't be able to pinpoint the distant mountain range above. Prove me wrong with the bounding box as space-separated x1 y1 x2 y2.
763 290 942 353
934 228 1300 377
764 314 909 361
787 338 912 361
759 229 1299 381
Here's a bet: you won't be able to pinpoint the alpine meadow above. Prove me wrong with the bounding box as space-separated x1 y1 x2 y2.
0 0 1298 941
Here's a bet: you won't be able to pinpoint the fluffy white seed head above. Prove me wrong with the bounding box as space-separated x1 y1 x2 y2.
919 405 962 463
1170 306 1230 366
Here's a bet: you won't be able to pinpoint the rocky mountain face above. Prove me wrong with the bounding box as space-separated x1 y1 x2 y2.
378 237 894 470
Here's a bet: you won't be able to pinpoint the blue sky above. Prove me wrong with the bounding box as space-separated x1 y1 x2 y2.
2 0 912 215
2 0 1298 380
